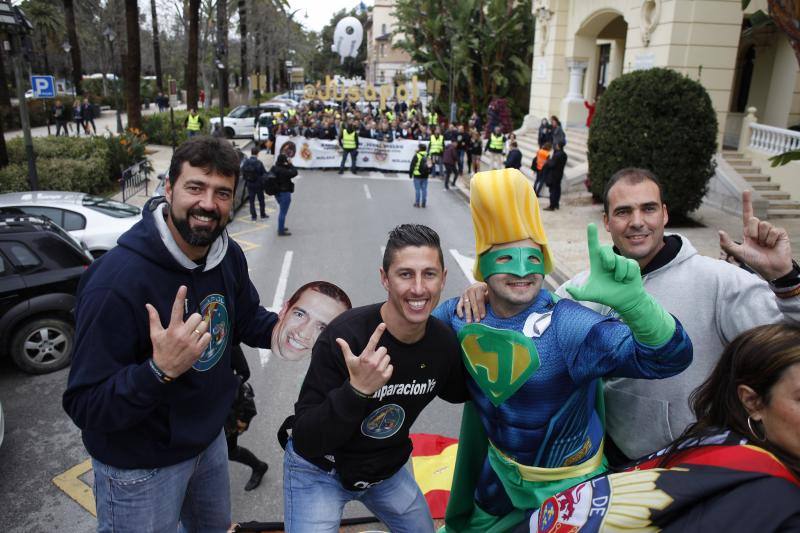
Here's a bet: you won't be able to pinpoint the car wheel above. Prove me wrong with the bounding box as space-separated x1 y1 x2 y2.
10 318 74 374
224 127 235 139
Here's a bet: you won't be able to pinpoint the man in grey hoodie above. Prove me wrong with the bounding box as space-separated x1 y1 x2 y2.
555 167 800 462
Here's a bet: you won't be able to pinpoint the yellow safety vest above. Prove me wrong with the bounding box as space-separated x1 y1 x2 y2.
413 152 426 177
342 129 357 150
288 108 296 117
427 112 438 126
386 111 395 121
429 134 444 154
489 133 504 151
187 114 201 131
409 108 417 117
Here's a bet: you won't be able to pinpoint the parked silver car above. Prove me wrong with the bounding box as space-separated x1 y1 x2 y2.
0 192 141 258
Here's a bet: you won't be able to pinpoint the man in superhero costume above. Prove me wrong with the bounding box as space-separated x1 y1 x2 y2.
432 169 693 532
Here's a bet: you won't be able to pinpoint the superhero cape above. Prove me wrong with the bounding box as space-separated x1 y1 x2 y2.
516 430 800 533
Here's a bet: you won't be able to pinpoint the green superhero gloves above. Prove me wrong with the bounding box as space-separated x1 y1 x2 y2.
565 224 675 346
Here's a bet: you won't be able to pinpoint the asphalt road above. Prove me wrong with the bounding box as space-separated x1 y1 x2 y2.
0 168 481 532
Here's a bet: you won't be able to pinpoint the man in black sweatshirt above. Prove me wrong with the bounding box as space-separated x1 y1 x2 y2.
282 224 468 532
63 137 280 533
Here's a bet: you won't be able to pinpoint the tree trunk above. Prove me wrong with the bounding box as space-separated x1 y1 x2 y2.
150 0 163 91
238 0 247 96
124 0 142 129
0 45 8 166
63 0 83 96
216 0 229 108
186 0 200 110
40 33 50 76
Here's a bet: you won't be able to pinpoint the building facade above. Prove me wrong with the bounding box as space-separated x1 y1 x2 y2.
364 0 415 86
522 0 800 148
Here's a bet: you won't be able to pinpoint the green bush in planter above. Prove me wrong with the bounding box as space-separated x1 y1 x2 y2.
587 67 717 219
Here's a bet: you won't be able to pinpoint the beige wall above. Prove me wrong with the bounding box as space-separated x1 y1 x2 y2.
365 0 413 85
524 0 797 144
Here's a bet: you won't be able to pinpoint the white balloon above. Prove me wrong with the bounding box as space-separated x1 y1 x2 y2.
331 16 364 64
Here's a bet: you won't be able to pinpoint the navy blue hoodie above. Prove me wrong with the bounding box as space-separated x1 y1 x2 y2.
63 198 278 469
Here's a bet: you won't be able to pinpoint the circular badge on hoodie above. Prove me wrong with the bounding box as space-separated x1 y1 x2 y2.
193 293 229 372
361 404 405 439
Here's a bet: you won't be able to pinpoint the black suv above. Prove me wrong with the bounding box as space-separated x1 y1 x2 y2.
0 215 92 374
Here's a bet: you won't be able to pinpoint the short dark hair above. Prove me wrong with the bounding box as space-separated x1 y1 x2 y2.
418 143 427 151
603 167 665 214
285 281 352 311
168 136 240 188
250 147 260 156
382 224 444 272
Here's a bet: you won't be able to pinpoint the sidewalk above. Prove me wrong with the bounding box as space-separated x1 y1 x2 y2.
447 172 800 282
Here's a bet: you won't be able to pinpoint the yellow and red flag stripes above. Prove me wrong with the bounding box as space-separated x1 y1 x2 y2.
410 433 459 519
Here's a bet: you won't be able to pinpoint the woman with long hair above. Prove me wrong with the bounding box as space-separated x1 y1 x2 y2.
515 324 800 532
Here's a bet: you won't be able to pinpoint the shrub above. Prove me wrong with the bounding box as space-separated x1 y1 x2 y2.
587 68 717 219
105 129 152 180
141 110 191 146
0 155 111 194
1 97 79 130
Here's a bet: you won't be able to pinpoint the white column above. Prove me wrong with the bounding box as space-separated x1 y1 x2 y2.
565 58 588 101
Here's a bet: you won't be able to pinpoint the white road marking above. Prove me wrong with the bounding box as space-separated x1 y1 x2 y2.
364 184 372 199
259 250 294 367
449 249 476 284
339 173 405 181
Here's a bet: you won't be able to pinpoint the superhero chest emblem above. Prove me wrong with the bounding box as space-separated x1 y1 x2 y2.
458 323 541 406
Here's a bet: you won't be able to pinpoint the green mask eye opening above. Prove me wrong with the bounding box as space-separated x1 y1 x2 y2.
479 247 544 279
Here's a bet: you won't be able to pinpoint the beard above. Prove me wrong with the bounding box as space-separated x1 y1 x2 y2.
169 203 226 247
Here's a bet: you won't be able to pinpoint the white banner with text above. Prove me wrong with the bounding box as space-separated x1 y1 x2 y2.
275 135 423 172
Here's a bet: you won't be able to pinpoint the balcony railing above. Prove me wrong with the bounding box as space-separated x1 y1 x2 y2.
748 122 800 154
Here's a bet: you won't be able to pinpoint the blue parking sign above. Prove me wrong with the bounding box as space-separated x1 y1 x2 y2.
31 75 56 98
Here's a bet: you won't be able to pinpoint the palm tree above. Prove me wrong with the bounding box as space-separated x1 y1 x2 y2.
62 0 83 95
216 0 229 108
186 0 200 110
150 0 163 92
124 0 141 129
21 0 63 76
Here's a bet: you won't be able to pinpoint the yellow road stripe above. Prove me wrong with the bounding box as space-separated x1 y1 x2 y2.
234 237 260 252
52 459 96 517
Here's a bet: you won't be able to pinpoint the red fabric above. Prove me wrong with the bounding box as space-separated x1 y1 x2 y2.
411 433 459 518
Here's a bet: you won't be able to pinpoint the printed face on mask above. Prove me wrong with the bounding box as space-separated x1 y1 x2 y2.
271 288 350 361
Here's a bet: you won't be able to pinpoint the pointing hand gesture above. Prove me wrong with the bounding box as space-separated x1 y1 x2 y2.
145 286 211 379
337 322 393 397
566 223 644 312
719 190 793 281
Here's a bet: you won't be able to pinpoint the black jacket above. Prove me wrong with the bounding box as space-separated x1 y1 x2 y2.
271 162 298 193
504 149 522 170
543 148 567 184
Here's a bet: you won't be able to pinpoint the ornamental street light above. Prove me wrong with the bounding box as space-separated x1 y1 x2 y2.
215 43 226 131
103 26 123 134
61 40 76 97
0 1 37 189
285 60 293 100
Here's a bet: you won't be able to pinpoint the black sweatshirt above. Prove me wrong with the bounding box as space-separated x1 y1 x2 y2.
290 303 468 490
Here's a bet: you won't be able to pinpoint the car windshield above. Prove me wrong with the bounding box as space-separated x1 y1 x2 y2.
81 196 141 218
258 115 274 126
228 105 249 118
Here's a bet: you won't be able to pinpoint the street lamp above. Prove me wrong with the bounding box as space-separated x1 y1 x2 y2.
61 41 77 98
0 1 37 189
215 45 225 130
103 26 123 134
285 60 293 100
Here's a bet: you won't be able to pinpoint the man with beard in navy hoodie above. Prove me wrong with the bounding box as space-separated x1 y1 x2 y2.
63 136 279 533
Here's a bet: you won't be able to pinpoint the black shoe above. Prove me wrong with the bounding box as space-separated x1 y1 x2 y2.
544 206 557 211
261 214 269 219
352 170 358 175
413 203 419 207
421 203 426 208
338 169 344 175
244 461 269 491
278 230 292 236
250 217 257 221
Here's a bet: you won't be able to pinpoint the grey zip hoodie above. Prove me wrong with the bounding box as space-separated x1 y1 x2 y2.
556 234 800 459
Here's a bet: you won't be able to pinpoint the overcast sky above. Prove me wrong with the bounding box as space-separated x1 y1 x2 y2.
288 0 372 33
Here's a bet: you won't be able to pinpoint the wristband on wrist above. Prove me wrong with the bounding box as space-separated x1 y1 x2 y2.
148 358 174 384
348 381 371 399
770 260 800 289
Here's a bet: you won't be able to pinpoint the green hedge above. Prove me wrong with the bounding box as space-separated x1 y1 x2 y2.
1 97 79 130
141 110 221 145
587 68 717 219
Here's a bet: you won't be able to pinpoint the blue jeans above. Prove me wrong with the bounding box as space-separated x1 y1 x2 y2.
92 430 230 533
413 178 428 206
457 149 465 175
429 153 443 176
276 192 291 233
283 439 433 533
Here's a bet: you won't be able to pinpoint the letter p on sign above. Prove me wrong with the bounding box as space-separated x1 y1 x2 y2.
31 75 56 98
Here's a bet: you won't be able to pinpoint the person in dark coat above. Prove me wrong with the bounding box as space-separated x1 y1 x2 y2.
537 117 552 147
504 141 522 170
271 153 298 236
240 147 269 221
543 142 567 210
442 142 458 189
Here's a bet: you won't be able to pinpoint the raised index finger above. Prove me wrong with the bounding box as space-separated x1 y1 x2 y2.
586 223 601 272
742 190 753 229
170 286 188 327
365 322 387 354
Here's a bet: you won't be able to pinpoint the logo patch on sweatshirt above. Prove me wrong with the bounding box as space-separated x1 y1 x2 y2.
361 404 405 439
193 293 229 372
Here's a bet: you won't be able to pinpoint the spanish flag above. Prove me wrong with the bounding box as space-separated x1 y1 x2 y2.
411 433 459 519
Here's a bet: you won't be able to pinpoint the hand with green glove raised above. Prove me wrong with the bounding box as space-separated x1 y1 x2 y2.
566 223 676 347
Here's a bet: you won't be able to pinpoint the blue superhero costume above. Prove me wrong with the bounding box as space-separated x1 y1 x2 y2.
433 289 692 531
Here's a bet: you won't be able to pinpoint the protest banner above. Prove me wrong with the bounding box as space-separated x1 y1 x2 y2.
275 135 423 172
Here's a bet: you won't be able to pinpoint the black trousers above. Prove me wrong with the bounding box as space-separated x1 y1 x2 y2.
247 186 266 219
226 433 261 469
549 178 562 208
444 164 457 187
